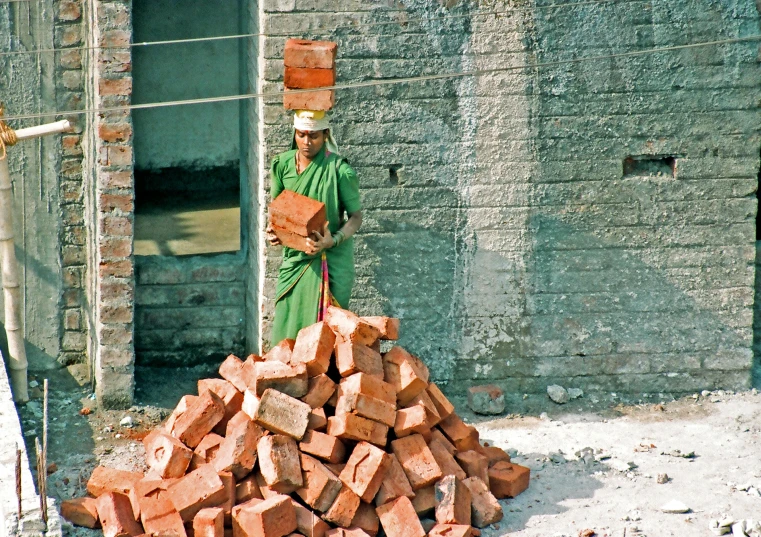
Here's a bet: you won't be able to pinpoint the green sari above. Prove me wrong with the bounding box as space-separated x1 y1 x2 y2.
270 146 361 346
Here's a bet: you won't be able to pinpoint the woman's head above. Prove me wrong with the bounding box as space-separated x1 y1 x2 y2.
294 128 328 159
292 109 339 157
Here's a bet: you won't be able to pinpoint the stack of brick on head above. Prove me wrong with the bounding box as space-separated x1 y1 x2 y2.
61 307 530 537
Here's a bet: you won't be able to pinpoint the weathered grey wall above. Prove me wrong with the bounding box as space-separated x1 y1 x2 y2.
257 0 761 394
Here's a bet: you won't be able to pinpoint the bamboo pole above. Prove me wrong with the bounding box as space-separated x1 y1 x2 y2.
16 444 22 520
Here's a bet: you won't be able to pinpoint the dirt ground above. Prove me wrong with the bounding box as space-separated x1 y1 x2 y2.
17 363 761 537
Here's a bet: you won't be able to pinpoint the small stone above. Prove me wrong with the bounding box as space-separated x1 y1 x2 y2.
547 385 569 404
656 473 669 484
731 522 748 536
660 500 690 514
607 459 635 472
710 519 731 535
568 388 583 399
467 385 505 415
548 451 566 464
119 416 132 427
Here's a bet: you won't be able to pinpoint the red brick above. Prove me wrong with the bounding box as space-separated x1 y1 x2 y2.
219 471 236 524
98 123 132 143
390 435 442 491
405 390 441 428
394 405 430 438
194 507 224 537
410 486 435 516
487 462 530 499
284 39 337 69
269 191 327 250
254 389 311 440
191 433 224 471
292 322 335 376
461 477 502 528
241 390 260 420
219 354 254 393
322 485 360 527
254 361 308 398
435 475 470 526
171 390 226 448
295 454 343 512
269 224 314 253
263 338 296 364
327 414 388 447
99 77 132 96
335 392 396 429
360 317 400 341
335 341 383 378
307 407 327 431
299 430 346 463
166 464 228 522
352 502 380 536
198 378 245 435
430 430 456 456
100 29 129 47
282 88 334 110
428 438 467 481
165 396 199 433
325 307 380 346
325 530 371 537
437 414 480 453
214 418 264 479
455 451 489 486
425 384 454 419
236 475 264 504
87 466 144 498
232 495 297 537
225 411 252 437
61 497 100 528
144 430 193 478
128 476 176 519
292 500 331 537
428 525 471 537
140 495 187 537
258 435 303 493
375 497 425 537
374 453 414 507
255 470 282 501
382 347 429 406
96 492 142 537
337 442 391 503
481 446 511 467
284 66 335 90
301 374 336 409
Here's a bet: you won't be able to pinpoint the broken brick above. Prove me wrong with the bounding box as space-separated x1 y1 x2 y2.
194 507 225 537
335 341 383 378
375 497 425 537
214 418 264 479
434 475 471 526
301 374 337 409
61 497 100 528
232 494 297 537
487 462 530 499
437 413 480 452
480 446 511 467
322 485 361 528
296 454 343 512
144 430 193 479
87 466 144 498
254 361 308 398
198 378 245 435
140 495 187 537
171 390 226 449
360 317 400 341
338 442 391 503
390 434 443 491
461 477 502 528
382 347 429 406
299 430 346 464
325 307 381 346
374 453 414 507
263 338 296 364
428 438 467 481
166 464 228 522
254 389 311 440
219 355 253 393
291 322 335 376
165 395 199 433
258 435 304 493
191 433 224 472
96 492 143 537
427 525 471 537
327 414 388 447
455 451 489 486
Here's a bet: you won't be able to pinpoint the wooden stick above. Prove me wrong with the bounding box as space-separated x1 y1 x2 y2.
16 444 22 520
14 120 71 142
42 379 48 525
34 438 45 525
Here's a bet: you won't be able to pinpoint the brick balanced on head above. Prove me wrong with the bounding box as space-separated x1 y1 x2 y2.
61 306 530 537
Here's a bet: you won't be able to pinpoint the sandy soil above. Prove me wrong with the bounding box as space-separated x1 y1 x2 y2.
18 363 761 537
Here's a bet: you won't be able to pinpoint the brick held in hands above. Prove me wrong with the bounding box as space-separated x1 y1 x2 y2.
191 433 224 471
284 39 337 69
487 461 530 499
335 392 396 429
258 435 304 493
425 383 454 420
214 418 265 479
292 322 335 377
236 474 264 503
427 438 466 481
263 338 296 364
393 405 430 438
375 496 426 537
219 354 253 394
255 388 311 440
144 430 193 479
194 507 225 537
307 407 328 431
382 347 429 406
327 414 388 446
284 67 336 89
410 485 435 516
269 191 327 251
166 464 228 522
232 494 297 537
455 451 489 486
61 497 100 528
322 485 361 527
171 390 226 449
291 500 331 537
299 430 346 463
198 378 245 435
437 413 480 452
325 306 381 346
296 453 343 512
269 223 317 253
301 374 336 409
96 492 143 537
352 502 380 536
461 477 502 528
338 441 391 503
87 466 144 498
435 475 471 526
390 434 443 491
139 495 187 537
335 341 383 378
360 317 400 341
428 525 472 537
254 360 309 398
374 453 414 507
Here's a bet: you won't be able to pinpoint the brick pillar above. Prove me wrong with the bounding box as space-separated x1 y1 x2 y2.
91 0 135 408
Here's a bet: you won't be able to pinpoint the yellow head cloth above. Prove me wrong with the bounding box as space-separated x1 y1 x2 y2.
292 109 339 154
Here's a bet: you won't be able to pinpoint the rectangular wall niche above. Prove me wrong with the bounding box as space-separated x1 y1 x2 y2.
622 155 678 179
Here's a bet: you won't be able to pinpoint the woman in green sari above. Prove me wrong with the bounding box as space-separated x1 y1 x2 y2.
266 110 362 346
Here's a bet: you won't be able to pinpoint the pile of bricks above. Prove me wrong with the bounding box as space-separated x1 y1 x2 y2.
283 39 337 111
61 306 530 537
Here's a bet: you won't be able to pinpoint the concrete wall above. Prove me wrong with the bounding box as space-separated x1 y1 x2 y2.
257 0 761 394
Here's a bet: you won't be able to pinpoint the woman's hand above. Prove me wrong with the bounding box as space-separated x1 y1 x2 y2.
305 222 334 255
266 225 281 246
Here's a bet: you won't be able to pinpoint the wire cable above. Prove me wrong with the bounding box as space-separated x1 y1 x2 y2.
0 0 650 59
1 33 759 123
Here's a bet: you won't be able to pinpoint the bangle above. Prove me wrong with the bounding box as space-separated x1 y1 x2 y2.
333 230 345 247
